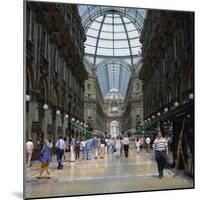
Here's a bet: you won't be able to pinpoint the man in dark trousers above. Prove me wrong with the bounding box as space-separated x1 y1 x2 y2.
55 136 65 169
153 131 169 178
122 135 129 158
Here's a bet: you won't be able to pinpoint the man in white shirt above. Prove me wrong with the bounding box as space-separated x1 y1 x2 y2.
122 135 129 158
146 136 151 153
26 138 34 167
56 136 65 169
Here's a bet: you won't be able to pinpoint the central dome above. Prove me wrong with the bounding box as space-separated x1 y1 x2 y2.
84 13 142 64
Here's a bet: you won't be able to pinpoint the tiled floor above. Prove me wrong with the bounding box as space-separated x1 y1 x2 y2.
25 148 193 199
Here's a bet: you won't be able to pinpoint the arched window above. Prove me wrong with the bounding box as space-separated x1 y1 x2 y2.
110 120 120 138
111 101 118 114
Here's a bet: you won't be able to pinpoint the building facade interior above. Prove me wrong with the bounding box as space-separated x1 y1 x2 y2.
25 1 194 191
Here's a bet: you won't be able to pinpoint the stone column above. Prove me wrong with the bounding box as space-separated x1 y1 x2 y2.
42 111 47 139
26 101 32 140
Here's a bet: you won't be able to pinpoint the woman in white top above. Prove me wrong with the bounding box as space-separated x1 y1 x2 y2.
115 136 122 158
70 137 75 162
81 138 86 159
26 138 34 167
136 139 140 153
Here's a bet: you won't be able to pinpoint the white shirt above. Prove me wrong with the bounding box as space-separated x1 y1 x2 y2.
123 137 129 145
136 141 140 148
49 142 53 148
56 139 65 150
81 141 86 147
26 141 34 151
146 137 151 144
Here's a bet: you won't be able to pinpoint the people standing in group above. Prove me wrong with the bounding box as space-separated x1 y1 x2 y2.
37 139 51 179
100 136 106 159
55 136 65 169
146 136 151 153
122 135 129 158
48 139 53 161
75 137 80 160
70 136 75 162
153 131 168 178
26 138 34 167
115 136 122 159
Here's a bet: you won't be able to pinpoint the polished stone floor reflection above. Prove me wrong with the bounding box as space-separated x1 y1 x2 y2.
25 147 193 199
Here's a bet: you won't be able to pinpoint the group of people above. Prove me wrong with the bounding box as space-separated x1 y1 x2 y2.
26 131 169 179
134 136 152 153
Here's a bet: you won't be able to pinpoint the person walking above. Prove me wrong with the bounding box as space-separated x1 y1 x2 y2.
146 136 151 153
81 138 86 159
92 137 98 159
70 136 75 162
153 131 169 178
107 137 111 154
136 139 140 153
55 136 65 169
48 139 53 161
111 138 115 154
100 136 106 159
63 137 67 161
85 137 91 160
37 139 51 179
26 138 34 167
120 136 123 156
115 136 122 159
140 136 144 150
75 138 80 160
122 135 129 158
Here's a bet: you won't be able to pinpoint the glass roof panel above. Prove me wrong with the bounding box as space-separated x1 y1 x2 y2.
127 30 139 38
87 28 99 37
78 5 146 65
85 45 95 54
114 32 127 40
96 61 131 98
98 39 113 49
114 40 129 48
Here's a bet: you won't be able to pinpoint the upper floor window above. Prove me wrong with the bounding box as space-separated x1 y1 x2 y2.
111 101 118 114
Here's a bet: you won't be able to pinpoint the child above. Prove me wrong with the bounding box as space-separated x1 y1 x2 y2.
37 139 51 179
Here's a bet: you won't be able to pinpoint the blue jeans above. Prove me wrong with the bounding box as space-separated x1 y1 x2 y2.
155 151 165 176
56 149 64 168
85 148 90 159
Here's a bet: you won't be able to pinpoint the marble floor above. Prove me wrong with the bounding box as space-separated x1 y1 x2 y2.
25 148 193 199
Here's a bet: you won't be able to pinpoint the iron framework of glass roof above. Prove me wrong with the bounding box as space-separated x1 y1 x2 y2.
78 5 146 66
96 61 131 99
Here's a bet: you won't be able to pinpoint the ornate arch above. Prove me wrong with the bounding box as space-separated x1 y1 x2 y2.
39 77 48 100
26 65 34 93
52 85 60 106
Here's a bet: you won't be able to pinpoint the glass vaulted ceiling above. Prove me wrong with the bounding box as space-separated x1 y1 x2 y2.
78 5 146 99
78 5 146 65
96 61 131 99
